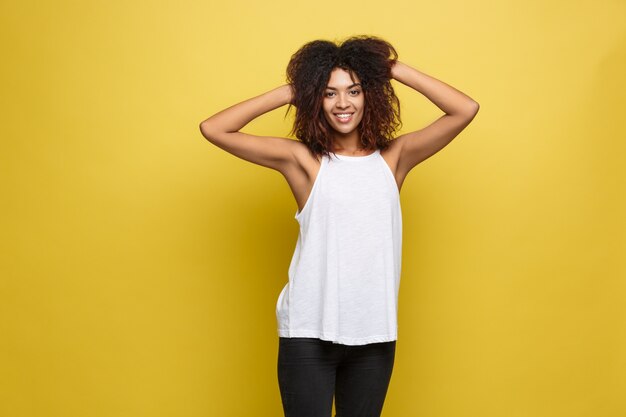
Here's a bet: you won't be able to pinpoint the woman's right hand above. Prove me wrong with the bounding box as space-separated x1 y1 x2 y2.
284 83 296 106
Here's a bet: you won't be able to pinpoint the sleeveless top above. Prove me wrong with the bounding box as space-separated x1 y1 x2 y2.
275 148 403 345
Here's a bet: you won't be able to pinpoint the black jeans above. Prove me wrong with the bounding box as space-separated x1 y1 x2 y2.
277 337 396 417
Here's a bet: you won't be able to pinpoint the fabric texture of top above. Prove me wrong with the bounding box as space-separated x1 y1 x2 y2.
275 148 402 345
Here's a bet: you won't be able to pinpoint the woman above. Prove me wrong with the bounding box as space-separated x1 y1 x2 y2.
199 35 479 417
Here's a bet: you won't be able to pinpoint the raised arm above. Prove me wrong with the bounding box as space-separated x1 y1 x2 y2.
391 60 479 176
199 84 298 172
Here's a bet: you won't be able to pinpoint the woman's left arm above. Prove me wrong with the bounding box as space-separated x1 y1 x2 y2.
391 60 479 175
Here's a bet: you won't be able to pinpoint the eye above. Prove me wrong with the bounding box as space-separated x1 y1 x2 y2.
349 89 361 96
325 91 336 97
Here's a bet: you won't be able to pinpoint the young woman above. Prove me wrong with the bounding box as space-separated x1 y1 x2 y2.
199 35 479 417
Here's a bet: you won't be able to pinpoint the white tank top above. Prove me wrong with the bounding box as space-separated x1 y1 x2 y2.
276 148 403 345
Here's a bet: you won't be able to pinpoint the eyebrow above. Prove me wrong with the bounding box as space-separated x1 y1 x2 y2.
325 83 362 90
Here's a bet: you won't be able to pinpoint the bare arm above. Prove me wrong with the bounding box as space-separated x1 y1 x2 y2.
391 61 479 176
199 84 298 172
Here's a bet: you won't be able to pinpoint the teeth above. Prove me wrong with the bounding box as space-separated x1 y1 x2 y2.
336 113 351 119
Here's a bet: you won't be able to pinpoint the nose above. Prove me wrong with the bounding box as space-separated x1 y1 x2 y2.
336 92 350 109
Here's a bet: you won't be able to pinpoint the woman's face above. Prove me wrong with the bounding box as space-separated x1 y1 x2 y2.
322 68 365 136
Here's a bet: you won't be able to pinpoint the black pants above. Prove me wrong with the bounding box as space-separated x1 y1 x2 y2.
277 337 396 417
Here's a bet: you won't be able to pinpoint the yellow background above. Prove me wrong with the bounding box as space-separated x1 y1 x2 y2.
2 0 625 416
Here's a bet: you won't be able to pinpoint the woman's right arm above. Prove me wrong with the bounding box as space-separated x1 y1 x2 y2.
199 84 298 172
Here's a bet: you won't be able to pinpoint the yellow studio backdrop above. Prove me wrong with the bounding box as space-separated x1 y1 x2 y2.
1 0 624 416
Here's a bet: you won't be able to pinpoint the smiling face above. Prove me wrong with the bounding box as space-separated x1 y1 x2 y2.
322 67 365 137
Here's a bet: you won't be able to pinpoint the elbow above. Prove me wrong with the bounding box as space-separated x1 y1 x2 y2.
463 101 480 119
199 121 216 142
452 100 479 119
199 119 211 130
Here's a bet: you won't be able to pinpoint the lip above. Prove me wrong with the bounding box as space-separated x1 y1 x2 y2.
333 112 354 123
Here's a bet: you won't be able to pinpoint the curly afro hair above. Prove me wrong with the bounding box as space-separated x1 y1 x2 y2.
285 35 402 158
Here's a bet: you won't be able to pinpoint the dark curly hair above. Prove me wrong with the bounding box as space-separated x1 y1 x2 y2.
285 35 402 158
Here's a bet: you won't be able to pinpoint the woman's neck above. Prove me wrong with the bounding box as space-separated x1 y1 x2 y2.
331 132 370 154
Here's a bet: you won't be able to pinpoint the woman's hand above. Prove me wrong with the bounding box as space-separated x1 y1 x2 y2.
282 84 296 106
390 60 406 81
389 61 478 115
